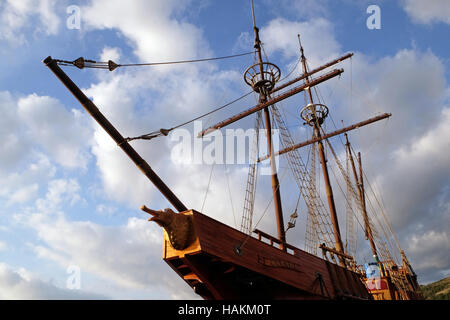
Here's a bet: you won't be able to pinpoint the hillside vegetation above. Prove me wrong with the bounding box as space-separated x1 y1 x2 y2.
420 277 450 300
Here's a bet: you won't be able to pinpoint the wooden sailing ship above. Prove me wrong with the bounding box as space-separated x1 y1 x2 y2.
42 2 423 300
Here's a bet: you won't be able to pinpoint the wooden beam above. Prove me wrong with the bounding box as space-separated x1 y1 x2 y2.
258 113 391 162
198 69 344 137
181 255 224 299
253 228 298 252
270 53 353 94
319 243 354 261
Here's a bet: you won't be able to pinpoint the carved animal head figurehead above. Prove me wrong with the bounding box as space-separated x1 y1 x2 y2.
141 205 195 250
147 208 175 228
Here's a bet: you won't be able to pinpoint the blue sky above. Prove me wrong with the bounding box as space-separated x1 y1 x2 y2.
0 0 449 299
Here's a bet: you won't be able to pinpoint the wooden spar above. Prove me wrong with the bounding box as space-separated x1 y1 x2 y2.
197 68 343 137
354 149 387 276
358 151 379 259
270 52 353 94
345 134 378 259
345 134 368 240
43 56 188 213
257 113 391 162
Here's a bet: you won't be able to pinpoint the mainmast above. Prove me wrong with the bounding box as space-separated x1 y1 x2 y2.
297 35 346 267
248 1 286 249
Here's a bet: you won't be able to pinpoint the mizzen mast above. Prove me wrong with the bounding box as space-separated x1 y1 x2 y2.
345 134 386 275
345 134 378 259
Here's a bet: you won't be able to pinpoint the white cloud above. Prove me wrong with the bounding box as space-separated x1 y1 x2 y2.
260 17 340 65
407 230 450 272
329 49 448 229
335 49 446 150
96 204 118 217
36 0 60 34
7 183 39 206
0 262 106 299
0 91 30 173
401 0 450 25
0 152 56 205
0 90 89 207
100 46 121 63
82 50 244 210
84 74 162 208
17 93 92 169
81 0 210 63
375 105 450 226
263 0 331 19
24 210 196 299
0 0 61 44
35 179 82 214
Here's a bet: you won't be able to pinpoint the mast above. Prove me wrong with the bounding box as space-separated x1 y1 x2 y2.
250 1 286 249
345 134 378 258
358 151 388 277
298 35 346 267
358 151 379 259
345 135 388 276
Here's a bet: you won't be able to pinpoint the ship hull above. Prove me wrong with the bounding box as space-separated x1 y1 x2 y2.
162 210 372 300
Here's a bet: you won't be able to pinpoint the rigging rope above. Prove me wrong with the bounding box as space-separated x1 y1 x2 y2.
280 56 302 83
201 162 215 212
122 90 254 143
237 166 290 251
55 51 255 71
224 162 238 229
55 51 255 144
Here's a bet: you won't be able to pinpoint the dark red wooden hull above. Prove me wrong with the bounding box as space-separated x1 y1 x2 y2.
162 210 371 300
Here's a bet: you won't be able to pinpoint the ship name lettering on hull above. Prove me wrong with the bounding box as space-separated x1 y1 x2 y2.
257 255 301 272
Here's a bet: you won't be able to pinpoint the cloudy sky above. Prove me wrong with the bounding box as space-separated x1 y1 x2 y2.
0 0 449 299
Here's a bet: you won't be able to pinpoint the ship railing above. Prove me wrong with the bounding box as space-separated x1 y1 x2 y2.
253 228 297 254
